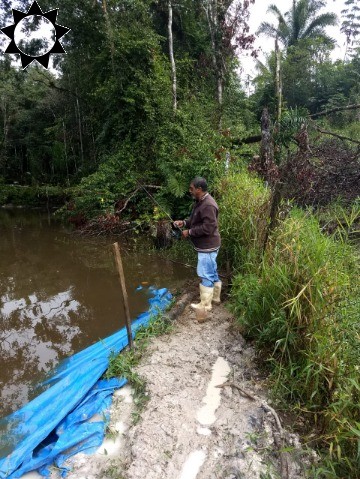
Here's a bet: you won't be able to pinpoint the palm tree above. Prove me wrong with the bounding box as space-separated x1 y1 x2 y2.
258 0 338 49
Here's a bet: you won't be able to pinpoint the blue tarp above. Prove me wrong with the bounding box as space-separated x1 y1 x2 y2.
0 287 172 478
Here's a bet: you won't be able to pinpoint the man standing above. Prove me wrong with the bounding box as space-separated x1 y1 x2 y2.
174 177 221 314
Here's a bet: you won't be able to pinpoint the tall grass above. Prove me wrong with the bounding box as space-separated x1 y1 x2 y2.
218 170 360 478
215 170 271 273
316 198 360 245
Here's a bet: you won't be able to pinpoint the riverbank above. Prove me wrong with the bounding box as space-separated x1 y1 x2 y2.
52 294 316 479
0 185 72 209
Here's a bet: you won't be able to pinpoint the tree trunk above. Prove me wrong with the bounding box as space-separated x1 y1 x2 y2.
217 74 223 129
204 0 223 129
102 0 115 72
275 36 282 124
259 107 282 253
75 94 84 167
0 96 8 172
263 181 283 253
260 107 273 177
62 120 70 185
168 0 177 112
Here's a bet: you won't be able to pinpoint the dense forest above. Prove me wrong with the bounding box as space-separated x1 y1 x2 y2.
1 0 360 477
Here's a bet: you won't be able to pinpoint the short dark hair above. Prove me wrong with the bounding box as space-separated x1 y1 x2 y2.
191 176 207 191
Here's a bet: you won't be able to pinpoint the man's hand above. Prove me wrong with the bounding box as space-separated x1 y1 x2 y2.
182 229 189 238
173 220 184 228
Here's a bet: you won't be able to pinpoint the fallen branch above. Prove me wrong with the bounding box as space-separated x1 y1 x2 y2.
164 292 197 322
310 122 360 145
310 103 360 118
262 402 290 479
231 134 262 146
215 381 256 401
216 381 290 479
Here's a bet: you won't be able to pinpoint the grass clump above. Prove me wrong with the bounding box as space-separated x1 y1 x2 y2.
215 169 271 273
105 314 173 423
315 198 360 245
229 203 360 477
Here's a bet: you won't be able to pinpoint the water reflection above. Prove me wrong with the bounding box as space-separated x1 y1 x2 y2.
0 209 191 417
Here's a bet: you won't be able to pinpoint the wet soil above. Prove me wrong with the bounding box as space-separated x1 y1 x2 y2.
58 297 317 479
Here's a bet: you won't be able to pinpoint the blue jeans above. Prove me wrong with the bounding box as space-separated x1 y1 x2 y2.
197 250 220 287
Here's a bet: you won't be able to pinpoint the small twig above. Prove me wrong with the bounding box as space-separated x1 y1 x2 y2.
32 70 80 99
115 188 140 215
215 381 256 401
216 380 289 479
262 402 290 479
118 226 139 236
262 403 283 434
115 185 162 215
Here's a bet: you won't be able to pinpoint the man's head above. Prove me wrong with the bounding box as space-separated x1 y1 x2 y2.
189 177 207 200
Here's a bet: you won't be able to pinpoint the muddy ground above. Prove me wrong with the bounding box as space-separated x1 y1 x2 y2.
55 297 317 479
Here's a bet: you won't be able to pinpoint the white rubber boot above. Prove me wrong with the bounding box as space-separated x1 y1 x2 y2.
212 281 222 305
190 284 213 312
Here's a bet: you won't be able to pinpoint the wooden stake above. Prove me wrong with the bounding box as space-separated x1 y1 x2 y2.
113 242 134 349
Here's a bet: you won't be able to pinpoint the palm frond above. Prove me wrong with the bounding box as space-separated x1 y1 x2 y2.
256 0 337 49
254 58 270 74
306 31 337 46
257 21 279 38
302 12 338 39
267 3 287 26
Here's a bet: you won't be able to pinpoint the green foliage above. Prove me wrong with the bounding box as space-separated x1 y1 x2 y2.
57 150 135 221
154 99 223 195
0 185 71 207
253 13 360 120
229 205 360 478
341 0 360 59
274 107 309 153
57 87 228 222
222 67 258 134
215 169 271 273
316 199 360 244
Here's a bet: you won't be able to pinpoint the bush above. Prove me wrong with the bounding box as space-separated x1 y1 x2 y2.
230 206 360 477
0 185 70 207
215 169 271 273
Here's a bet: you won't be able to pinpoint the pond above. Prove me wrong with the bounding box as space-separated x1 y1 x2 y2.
0 209 191 419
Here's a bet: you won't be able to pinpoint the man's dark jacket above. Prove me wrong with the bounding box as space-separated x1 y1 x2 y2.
184 193 221 252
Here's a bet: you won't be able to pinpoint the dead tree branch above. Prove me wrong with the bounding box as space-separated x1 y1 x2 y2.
216 381 256 401
231 134 262 146
216 381 290 479
115 185 161 215
310 122 360 145
310 103 360 118
262 403 290 479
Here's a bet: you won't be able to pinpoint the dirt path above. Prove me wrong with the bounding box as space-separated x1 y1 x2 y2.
59 300 315 479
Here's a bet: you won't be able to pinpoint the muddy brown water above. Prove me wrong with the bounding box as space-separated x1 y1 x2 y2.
0 208 191 419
